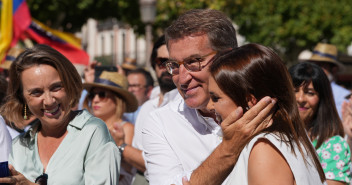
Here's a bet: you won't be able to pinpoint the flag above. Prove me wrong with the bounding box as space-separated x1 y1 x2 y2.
0 0 89 66
0 0 13 63
25 19 89 65
11 0 31 46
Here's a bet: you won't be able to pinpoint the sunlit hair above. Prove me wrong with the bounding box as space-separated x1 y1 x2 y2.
165 9 238 52
209 43 325 182
289 62 344 149
83 89 126 120
0 44 82 124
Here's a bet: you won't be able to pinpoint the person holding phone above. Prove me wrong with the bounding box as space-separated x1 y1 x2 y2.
0 44 120 185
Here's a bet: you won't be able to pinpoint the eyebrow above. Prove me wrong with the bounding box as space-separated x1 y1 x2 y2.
26 81 62 92
169 54 203 62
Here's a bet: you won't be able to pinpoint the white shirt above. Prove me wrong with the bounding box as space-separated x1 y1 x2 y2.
142 97 224 185
133 88 180 150
225 133 324 185
0 116 11 162
149 86 161 100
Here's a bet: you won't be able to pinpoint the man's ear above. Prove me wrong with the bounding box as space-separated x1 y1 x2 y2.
246 94 257 109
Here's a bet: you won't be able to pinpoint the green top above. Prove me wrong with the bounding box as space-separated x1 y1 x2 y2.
312 135 351 183
9 110 121 185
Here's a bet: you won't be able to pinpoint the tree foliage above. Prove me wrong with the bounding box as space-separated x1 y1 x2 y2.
27 0 352 63
27 0 141 32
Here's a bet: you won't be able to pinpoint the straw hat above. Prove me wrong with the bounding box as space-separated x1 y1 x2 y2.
307 43 344 72
0 47 24 69
121 57 137 71
83 71 138 112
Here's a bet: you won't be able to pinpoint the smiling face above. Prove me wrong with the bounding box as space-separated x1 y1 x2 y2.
21 64 70 128
168 34 216 112
294 81 320 124
207 76 238 123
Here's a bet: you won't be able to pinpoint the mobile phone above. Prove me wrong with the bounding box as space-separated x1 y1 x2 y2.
0 161 10 178
94 66 118 80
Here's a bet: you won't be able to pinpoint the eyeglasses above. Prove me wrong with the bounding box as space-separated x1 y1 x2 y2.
165 51 217 75
88 91 107 100
155 57 168 69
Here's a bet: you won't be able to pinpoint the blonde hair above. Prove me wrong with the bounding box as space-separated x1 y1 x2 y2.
83 89 127 120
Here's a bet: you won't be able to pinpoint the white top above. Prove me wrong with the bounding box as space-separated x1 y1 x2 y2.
331 81 350 118
133 88 180 150
133 89 179 177
149 86 161 100
225 133 324 185
142 97 224 185
0 116 11 162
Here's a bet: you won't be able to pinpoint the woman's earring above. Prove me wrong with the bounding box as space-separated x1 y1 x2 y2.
245 106 250 110
24 104 28 120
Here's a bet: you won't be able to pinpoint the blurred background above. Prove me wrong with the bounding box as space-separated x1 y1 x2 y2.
1 0 352 87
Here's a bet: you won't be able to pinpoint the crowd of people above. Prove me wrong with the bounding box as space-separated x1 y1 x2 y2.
1 8 352 185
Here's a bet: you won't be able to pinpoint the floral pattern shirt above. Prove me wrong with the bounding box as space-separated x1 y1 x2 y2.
312 135 351 183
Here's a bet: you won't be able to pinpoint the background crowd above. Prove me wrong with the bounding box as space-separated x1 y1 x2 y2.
1 8 352 185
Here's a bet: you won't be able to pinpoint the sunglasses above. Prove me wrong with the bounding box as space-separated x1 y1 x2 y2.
88 91 107 100
155 57 168 69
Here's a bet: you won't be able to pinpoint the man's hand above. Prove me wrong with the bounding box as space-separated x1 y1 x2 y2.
0 165 36 185
220 96 276 157
189 96 276 185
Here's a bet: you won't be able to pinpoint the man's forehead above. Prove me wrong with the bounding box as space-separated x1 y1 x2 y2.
168 35 211 59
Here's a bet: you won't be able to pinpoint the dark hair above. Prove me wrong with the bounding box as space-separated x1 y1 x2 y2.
128 68 154 88
289 62 344 149
0 75 8 106
150 35 166 70
165 9 238 52
209 43 325 182
0 44 82 124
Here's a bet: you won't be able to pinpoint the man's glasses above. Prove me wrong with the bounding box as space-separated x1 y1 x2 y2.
165 51 217 75
88 91 107 100
155 57 168 69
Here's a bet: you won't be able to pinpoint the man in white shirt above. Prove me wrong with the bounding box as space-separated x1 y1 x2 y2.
141 9 276 185
112 35 178 185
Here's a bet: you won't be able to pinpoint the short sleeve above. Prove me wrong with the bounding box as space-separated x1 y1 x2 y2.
315 136 351 183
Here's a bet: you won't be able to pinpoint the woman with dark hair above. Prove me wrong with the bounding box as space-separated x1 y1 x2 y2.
289 62 351 185
206 43 325 184
0 45 120 184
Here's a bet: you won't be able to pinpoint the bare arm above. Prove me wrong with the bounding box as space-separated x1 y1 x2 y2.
189 96 276 185
110 122 146 172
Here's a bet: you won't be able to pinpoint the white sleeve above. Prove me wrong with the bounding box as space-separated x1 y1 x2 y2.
142 112 186 185
0 116 12 162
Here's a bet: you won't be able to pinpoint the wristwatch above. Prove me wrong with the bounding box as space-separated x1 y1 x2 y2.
118 143 127 156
